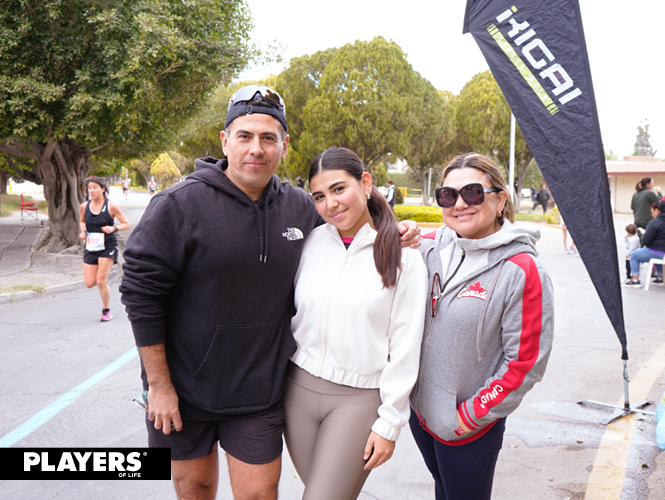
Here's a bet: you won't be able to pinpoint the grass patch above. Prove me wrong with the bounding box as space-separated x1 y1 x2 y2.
0 284 46 294
514 211 560 224
0 193 47 217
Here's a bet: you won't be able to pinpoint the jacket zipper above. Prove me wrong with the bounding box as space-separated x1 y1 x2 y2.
320 230 371 372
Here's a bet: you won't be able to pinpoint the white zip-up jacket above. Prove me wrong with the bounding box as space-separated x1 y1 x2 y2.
291 223 428 441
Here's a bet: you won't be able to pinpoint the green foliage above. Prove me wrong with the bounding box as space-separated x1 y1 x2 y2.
394 186 404 205
177 80 261 163
633 120 657 157
0 0 255 153
401 83 454 205
274 38 426 180
89 157 124 178
605 149 619 161
151 152 180 188
455 71 533 209
394 205 443 223
0 0 257 250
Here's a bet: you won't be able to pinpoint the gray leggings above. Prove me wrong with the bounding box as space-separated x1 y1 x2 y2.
284 363 382 500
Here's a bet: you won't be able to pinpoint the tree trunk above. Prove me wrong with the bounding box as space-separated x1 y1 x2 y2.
0 170 7 194
0 137 90 252
421 173 431 206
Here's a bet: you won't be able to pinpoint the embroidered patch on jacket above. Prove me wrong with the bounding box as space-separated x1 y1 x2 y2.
282 227 304 241
456 281 488 300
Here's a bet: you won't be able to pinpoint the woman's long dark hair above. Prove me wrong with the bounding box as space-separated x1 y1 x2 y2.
636 177 652 192
309 147 401 288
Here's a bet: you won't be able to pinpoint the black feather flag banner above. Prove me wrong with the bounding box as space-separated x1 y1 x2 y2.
464 0 628 359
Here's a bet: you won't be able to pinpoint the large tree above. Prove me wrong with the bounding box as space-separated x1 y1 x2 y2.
402 85 456 206
634 119 657 157
455 71 534 209
0 0 254 251
280 38 423 178
274 48 337 181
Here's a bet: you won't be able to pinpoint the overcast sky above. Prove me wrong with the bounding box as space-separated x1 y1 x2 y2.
239 0 664 159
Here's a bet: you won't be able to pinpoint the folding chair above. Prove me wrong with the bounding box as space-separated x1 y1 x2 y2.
20 194 38 221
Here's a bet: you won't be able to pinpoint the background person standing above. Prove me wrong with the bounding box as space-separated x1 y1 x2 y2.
385 179 396 211
631 176 662 231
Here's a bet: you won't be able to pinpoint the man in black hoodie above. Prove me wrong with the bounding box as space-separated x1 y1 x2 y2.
120 85 419 499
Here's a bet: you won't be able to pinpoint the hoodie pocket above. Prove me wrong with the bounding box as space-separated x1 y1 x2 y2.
192 315 295 411
415 374 461 442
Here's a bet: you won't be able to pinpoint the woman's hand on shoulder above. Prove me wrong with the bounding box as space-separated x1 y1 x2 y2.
363 431 395 470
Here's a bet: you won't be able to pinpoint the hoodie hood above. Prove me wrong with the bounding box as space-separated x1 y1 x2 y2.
449 220 540 257
191 156 282 262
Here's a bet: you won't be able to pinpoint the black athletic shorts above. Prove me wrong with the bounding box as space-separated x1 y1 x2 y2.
83 245 118 265
146 404 284 464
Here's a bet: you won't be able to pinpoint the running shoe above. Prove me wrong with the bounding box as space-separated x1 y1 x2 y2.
100 309 113 322
651 277 664 284
623 280 642 288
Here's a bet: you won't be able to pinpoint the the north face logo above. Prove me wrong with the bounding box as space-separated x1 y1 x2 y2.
282 227 304 241
456 281 487 300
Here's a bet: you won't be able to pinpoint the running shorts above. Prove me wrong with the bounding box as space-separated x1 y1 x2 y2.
83 245 118 265
146 404 284 464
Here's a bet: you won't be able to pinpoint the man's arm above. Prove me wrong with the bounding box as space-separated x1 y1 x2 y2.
139 344 182 434
397 220 421 248
120 192 189 433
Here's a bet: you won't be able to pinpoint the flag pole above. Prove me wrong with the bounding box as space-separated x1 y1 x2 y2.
508 113 516 208
578 360 653 425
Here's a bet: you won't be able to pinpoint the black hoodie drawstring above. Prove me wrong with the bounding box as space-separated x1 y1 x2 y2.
253 194 270 263
262 193 269 263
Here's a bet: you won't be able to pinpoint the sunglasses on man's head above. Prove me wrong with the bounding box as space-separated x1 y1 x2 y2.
435 183 500 208
228 85 285 111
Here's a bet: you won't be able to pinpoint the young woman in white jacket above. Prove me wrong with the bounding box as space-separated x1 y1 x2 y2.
285 147 428 500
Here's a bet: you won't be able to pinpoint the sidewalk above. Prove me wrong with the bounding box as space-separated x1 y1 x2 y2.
0 211 85 301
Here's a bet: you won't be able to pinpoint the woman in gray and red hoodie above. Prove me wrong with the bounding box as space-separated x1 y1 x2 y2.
409 153 554 500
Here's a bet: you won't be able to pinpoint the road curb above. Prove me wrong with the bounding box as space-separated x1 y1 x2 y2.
0 280 85 303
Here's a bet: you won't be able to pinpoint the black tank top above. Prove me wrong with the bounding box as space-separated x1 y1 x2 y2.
85 199 116 246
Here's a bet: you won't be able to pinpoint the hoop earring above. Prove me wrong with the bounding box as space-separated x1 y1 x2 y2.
497 211 502 218
367 192 371 200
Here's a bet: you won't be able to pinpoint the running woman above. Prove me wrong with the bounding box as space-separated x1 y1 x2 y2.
79 176 130 321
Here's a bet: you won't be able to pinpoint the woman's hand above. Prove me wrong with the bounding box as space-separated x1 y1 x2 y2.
78 230 87 240
456 410 472 435
101 225 116 234
363 431 395 470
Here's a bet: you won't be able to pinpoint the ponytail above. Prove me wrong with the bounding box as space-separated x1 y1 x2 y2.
636 177 652 192
367 186 402 288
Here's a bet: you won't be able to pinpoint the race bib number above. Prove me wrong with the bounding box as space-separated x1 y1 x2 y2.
86 232 105 251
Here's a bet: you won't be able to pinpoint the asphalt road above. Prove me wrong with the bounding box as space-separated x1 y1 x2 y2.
1 186 664 499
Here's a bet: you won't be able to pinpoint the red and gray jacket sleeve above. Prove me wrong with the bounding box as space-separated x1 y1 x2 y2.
457 253 554 431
